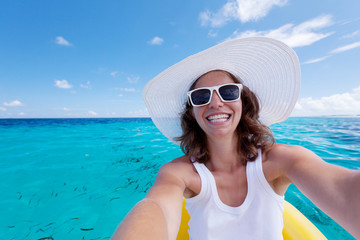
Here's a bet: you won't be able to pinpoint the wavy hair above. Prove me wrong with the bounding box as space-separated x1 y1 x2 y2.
175 70 275 165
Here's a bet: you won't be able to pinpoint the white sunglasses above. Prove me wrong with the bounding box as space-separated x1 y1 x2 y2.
187 83 243 107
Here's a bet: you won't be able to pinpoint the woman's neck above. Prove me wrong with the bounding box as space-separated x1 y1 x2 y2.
206 133 242 172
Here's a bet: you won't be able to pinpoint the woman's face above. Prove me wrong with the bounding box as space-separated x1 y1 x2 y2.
191 71 242 140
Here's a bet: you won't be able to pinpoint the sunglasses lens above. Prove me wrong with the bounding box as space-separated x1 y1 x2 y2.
219 85 240 101
191 89 211 106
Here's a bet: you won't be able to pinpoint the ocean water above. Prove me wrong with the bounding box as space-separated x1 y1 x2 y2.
0 117 359 240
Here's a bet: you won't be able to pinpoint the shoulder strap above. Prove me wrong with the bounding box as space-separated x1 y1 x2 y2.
188 161 211 199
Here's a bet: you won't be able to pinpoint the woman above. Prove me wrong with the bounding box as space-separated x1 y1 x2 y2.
112 37 360 239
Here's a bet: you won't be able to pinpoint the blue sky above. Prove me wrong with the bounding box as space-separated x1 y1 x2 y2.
0 0 359 118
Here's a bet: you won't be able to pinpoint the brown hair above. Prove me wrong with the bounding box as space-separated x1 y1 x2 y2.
175 70 275 165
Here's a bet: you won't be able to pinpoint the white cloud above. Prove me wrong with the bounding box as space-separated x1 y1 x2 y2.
0 107 6 111
120 88 136 92
127 76 139 84
208 30 218 38
88 110 98 116
199 2 238 27
330 41 360 54
63 107 70 111
339 17 360 26
110 71 119 77
3 100 24 107
126 108 149 117
80 81 91 89
303 56 330 64
303 36 360 64
200 0 287 27
149 36 164 45
55 79 73 89
293 86 360 116
19 112 26 116
55 36 72 46
342 30 360 39
227 15 334 48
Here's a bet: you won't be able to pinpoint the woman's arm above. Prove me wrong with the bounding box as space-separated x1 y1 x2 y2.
112 161 186 240
279 144 360 239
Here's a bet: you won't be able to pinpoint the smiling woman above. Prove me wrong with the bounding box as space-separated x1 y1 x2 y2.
112 37 360 240
176 70 274 165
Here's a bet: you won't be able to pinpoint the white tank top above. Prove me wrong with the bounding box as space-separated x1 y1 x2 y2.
185 150 284 240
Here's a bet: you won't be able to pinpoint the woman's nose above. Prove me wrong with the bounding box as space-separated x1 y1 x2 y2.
209 91 224 108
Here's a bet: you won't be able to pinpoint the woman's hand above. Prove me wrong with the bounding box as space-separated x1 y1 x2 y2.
112 161 186 240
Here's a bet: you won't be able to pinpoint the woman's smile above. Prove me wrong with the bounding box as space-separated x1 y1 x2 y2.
206 113 231 123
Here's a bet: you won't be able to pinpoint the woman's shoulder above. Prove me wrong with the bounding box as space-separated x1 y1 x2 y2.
264 143 317 175
159 156 198 182
162 155 193 170
265 143 307 162
159 156 201 197
261 143 307 194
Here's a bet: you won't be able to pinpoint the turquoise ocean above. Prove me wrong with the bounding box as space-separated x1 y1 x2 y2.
0 117 359 240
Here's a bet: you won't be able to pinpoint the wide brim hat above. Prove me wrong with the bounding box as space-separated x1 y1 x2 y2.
143 37 301 144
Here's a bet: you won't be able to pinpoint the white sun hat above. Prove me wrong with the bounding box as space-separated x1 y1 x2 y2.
143 37 301 144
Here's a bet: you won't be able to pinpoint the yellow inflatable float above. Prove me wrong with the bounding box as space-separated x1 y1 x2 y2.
177 199 327 240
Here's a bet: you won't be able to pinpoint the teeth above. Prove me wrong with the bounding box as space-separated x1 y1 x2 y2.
207 114 230 122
